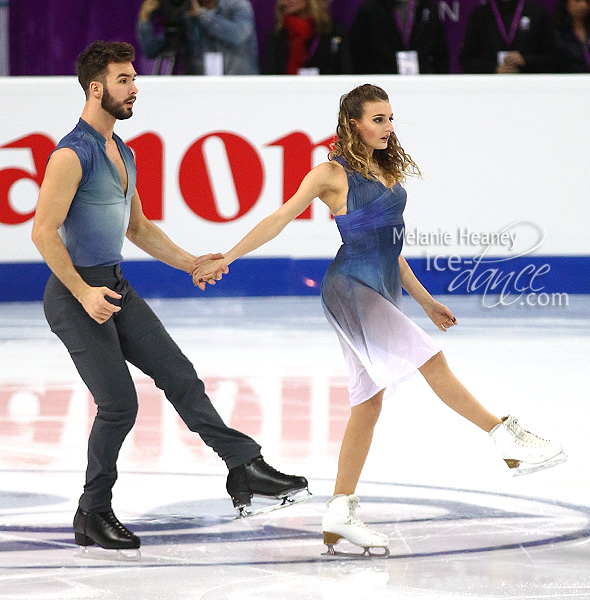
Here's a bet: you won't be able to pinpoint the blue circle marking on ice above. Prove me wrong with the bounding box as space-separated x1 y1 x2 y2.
1 477 587 567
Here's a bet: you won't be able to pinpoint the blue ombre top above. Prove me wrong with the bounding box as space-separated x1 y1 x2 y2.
321 155 407 309
54 118 136 267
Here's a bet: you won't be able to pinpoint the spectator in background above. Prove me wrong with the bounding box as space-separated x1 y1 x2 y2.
264 0 351 74
459 0 555 73
136 0 259 74
349 0 449 75
554 0 590 72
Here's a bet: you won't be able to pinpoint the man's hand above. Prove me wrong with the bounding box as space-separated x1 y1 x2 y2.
78 286 122 324
190 253 229 290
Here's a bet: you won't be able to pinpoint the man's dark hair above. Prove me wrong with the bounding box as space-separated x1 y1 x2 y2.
76 41 135 97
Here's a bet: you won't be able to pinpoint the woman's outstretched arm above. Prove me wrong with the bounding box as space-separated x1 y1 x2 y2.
193 162 337 285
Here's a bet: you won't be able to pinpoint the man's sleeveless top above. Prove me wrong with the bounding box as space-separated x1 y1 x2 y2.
54 118 136 267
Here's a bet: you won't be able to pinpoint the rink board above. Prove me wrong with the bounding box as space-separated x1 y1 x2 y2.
0 75 588 300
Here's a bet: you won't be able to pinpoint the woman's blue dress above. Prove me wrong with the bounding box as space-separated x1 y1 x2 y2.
321 156 440 406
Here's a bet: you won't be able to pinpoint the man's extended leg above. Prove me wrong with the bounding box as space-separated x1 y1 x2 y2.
114 270 308 511
115 278 261 468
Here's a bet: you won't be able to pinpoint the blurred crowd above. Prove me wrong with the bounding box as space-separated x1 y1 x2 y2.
135 0 590 75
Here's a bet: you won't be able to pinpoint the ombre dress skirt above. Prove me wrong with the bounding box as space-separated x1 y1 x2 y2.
321 182 440 407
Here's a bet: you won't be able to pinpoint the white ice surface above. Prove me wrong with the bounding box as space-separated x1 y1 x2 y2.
0 295 589 599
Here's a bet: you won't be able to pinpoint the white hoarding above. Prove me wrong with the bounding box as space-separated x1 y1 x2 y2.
0 75 588 266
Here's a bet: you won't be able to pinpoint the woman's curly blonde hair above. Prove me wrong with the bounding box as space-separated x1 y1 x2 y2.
274 0 332 34
330 84 420 186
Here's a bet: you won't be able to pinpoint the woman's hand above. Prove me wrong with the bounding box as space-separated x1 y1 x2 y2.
423 300 457 332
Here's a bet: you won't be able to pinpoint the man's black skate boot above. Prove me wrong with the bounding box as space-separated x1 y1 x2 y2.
73 508 141 550
226 456 308 509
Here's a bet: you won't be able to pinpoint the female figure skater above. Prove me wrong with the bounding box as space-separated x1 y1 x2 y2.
193 84 566 554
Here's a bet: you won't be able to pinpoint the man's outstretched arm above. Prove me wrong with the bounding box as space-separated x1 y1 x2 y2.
126 189 227 288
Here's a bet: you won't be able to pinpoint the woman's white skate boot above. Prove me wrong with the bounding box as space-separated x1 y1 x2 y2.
322 494 389 557
490 415 567 476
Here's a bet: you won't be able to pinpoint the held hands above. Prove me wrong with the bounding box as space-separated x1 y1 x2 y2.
190 253 229 290
79 286 122 324
424 300 457 332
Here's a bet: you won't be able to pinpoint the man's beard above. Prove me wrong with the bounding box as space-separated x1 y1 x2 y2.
101 85 133 120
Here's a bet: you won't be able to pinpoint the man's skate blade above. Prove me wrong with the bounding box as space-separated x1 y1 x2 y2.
235 489 311 519
322 544 390 559
76 545 141 561
510 452 568 477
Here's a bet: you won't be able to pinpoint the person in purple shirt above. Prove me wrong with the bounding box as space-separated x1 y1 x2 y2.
31 40 307 554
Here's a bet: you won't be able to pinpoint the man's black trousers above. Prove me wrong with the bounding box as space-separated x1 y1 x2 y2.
43 265 261 512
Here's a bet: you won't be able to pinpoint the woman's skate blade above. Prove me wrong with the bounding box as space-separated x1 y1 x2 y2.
322 544 390 558
321 531 390 558
507 451 568 477
322 532 390 558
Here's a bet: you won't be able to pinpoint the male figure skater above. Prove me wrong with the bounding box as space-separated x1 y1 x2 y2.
31 40 307 552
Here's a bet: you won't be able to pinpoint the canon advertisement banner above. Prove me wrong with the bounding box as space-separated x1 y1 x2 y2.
0 75 588 301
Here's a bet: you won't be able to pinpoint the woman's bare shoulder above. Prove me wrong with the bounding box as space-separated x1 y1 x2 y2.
309 160 347 186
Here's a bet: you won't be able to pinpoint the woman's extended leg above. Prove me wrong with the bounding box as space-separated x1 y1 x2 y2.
418 351 501 432
418 351 566 475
